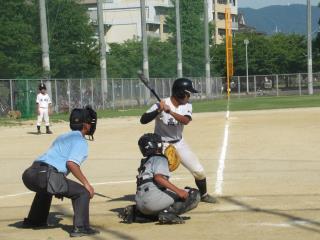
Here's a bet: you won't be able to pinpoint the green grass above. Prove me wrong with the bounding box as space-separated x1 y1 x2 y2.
193 94 320 112
1 95 319 126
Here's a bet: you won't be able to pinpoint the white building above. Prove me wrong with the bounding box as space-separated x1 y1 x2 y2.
81 0 173 44
81 0 238 45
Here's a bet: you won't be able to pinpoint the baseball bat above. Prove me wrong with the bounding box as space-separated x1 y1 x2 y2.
137 70 161 102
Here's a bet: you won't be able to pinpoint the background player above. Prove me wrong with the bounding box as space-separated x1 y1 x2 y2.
120 133 200 224
140 78 217 203
36 83 53 134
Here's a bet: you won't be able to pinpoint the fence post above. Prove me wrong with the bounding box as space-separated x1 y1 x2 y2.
67 79 71 113
237 76 240 98
298 73 302 96
10 79 13 110
254 75 257 97
90 79 94 108
130 79 133 108
276 75 279 96
169 78 172 97
112 79 115 109
55 79 59 113
80 78 83 107
214 77 218 97
121 78 124 109
26 79 30 115
162 79 165 98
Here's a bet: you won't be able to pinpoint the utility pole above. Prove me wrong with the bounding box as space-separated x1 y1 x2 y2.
140 0 150 103
176 0 183 78
97 0 108 109
39 0 52 100
307 0 313 95
204 0 211 96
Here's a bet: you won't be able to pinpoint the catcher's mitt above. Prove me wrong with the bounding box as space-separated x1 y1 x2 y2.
164 144 181 172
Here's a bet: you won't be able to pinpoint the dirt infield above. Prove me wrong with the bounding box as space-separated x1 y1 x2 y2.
1 108 320 240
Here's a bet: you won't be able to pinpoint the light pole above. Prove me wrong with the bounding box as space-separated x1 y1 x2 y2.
244 39 249 94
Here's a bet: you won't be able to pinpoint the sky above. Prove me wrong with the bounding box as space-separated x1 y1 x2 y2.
238 0 319 9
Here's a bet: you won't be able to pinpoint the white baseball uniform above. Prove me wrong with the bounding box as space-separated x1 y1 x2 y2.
146 97 205 180
36 93 51 127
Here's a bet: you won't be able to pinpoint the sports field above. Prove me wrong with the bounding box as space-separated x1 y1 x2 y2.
0 107 320 240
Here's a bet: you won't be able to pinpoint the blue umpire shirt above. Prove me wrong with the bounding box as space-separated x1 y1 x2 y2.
35 131 88 174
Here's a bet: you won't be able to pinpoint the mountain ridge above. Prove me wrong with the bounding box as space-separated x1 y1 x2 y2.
238 4 320 35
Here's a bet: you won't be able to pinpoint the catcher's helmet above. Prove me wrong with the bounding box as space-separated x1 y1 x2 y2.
172 78 198 99
69 105 97 139
39 83 46 91
138 133 163 157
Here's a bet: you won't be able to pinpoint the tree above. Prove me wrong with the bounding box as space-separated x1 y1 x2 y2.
47 0 99 78
0 0 42 78
212 32 308 77
107 38 176 78
107 39 142 78
165 0 205 77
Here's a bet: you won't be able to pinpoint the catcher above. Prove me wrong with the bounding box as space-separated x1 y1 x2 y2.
119 133 200 224
140 78 217 203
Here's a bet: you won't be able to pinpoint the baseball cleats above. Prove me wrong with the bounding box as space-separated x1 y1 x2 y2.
70 226 100 237
201 193 218 203
46 126 53 134
158 211 185 224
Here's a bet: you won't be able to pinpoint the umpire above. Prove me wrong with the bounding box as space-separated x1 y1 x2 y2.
22 106 99 237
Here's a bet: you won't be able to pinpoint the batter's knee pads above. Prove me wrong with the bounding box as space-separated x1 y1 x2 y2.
192 170 206 180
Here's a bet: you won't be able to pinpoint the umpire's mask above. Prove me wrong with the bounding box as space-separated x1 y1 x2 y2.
69 105 97 140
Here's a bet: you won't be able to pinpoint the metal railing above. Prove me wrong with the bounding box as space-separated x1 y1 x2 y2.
0 72 319 117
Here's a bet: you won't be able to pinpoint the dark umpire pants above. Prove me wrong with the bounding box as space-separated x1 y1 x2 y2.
22 162 90 227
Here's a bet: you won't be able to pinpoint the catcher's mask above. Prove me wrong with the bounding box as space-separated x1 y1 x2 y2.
138 133 163 157
172 78 198 99
69 105 97 140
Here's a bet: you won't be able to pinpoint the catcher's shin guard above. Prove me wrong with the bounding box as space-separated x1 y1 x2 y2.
119 205 157 224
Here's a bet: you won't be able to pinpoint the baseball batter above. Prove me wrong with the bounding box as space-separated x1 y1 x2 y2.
140 78 216 203
36 83 52 134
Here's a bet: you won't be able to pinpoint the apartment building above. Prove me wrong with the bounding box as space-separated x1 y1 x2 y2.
80 0 173 45
211 0 238 44
80 0 237 45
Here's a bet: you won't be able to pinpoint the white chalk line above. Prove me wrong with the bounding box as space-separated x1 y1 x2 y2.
214 104 230 195
0 176 189 199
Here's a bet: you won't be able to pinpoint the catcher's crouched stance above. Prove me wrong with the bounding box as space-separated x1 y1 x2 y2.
119 133 200 224
21 106 99 237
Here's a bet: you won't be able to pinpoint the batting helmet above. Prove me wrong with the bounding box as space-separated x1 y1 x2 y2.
138 133 163 157
69 105 97 139
38 83 46 91
172 78 198 99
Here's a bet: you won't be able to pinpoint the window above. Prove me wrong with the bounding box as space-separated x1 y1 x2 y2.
218 13 225 20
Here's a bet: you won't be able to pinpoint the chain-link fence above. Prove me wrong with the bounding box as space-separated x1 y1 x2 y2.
0 72 319 117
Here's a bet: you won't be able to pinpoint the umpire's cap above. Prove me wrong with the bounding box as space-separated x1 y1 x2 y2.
39 83 46 91
172 78 198 98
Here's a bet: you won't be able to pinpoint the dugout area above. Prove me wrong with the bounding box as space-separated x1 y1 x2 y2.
0 108 320 240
